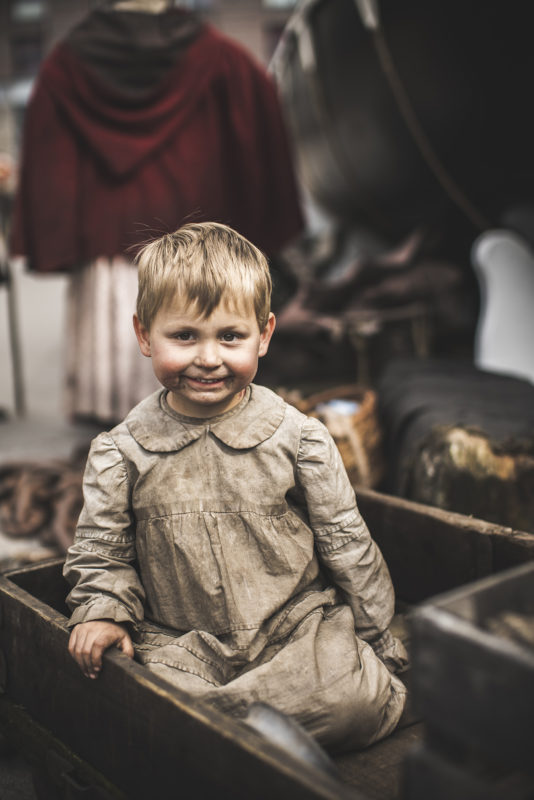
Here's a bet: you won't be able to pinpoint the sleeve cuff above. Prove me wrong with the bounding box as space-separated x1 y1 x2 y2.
67 597 140 631
370 629 409 673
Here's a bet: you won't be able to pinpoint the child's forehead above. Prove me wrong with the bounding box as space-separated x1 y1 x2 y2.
164 291 256 321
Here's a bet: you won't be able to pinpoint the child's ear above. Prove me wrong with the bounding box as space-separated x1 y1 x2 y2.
133 314 152 357
258 313 276 358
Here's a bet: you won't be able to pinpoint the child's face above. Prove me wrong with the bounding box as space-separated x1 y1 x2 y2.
134 295 275 418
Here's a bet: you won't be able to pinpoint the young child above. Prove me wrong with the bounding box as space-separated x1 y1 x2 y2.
64 222 408 753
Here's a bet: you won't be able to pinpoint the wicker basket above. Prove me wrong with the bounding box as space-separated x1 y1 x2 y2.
296 385 385 488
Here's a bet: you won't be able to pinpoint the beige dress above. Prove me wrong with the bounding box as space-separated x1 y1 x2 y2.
64 257 160 423
63 384 407 751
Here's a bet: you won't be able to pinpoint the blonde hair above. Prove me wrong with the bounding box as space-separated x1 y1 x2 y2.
135 222 272 330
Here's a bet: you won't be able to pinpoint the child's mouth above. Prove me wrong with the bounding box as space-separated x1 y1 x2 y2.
187 376 226 386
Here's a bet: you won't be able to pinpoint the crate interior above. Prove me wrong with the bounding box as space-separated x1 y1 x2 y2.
433 562 534 647
6 558 70 616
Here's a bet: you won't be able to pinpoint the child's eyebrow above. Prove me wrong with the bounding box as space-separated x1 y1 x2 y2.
218 322 251 333
166 321 197 329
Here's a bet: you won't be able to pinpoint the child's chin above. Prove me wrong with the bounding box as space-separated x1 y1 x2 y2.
171 388 239 416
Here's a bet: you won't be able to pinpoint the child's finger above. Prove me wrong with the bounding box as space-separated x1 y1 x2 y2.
71 626 102 678
79 632 99 679
89 629 128 676
117 633 134 659
69 626 93 678
88 640 105 678
68 626 85 673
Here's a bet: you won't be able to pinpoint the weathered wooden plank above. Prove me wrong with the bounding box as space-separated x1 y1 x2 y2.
335 722 424 800
403 742 522 800
0 696 125 799
5 557 67 613
356 488 534 603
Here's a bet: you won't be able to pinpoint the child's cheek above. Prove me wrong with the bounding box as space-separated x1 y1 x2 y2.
230 349 258 374
153 348 187 379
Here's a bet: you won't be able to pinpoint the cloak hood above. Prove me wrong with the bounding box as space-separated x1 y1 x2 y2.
45 10 219 177
10 7 304 271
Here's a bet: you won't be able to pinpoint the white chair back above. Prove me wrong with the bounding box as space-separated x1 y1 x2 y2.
471 230 534 384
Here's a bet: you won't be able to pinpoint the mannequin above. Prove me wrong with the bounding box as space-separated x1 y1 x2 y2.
11 2 304 423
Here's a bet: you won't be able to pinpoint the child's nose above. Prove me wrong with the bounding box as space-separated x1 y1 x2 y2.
194 341 222 367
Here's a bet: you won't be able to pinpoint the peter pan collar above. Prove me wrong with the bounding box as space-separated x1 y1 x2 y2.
125 384 286 452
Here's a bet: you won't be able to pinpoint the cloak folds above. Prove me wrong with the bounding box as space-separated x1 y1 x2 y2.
10 8 304 273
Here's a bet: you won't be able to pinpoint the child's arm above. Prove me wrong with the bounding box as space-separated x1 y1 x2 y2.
63 433 146 652
295 417 408 672
68 620 134 679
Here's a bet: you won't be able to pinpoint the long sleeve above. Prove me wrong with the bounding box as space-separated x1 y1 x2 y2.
295 417 408 671
63 432 146 629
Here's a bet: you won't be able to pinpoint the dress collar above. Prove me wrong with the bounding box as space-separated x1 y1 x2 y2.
125 384 286 452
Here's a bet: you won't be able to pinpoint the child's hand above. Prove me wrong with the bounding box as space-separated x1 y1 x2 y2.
68 620 134 679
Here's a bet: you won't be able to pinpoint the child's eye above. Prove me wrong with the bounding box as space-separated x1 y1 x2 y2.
173 331 194 341
221 332 240 342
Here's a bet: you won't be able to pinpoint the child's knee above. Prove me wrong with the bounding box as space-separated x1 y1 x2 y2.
319 648 407 752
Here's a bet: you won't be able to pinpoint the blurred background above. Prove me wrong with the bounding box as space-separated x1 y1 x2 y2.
0 0 298 421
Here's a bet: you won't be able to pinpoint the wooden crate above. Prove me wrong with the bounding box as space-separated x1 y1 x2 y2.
0 490 533 799
356 487 534 604
409 561 534 774
0 558 360 800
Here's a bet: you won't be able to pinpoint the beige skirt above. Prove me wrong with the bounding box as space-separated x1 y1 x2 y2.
135 602 407 753
65 257 160 424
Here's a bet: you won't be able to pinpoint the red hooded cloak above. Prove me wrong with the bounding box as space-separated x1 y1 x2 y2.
10 8 304 272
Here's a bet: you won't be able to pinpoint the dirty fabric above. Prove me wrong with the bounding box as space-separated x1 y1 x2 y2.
64 385 407 750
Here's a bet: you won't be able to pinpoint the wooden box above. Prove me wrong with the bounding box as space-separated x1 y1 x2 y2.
409 561 534 773
1 489 533 799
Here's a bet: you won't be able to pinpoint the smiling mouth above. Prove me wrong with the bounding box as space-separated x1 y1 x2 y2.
186 376 227 385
